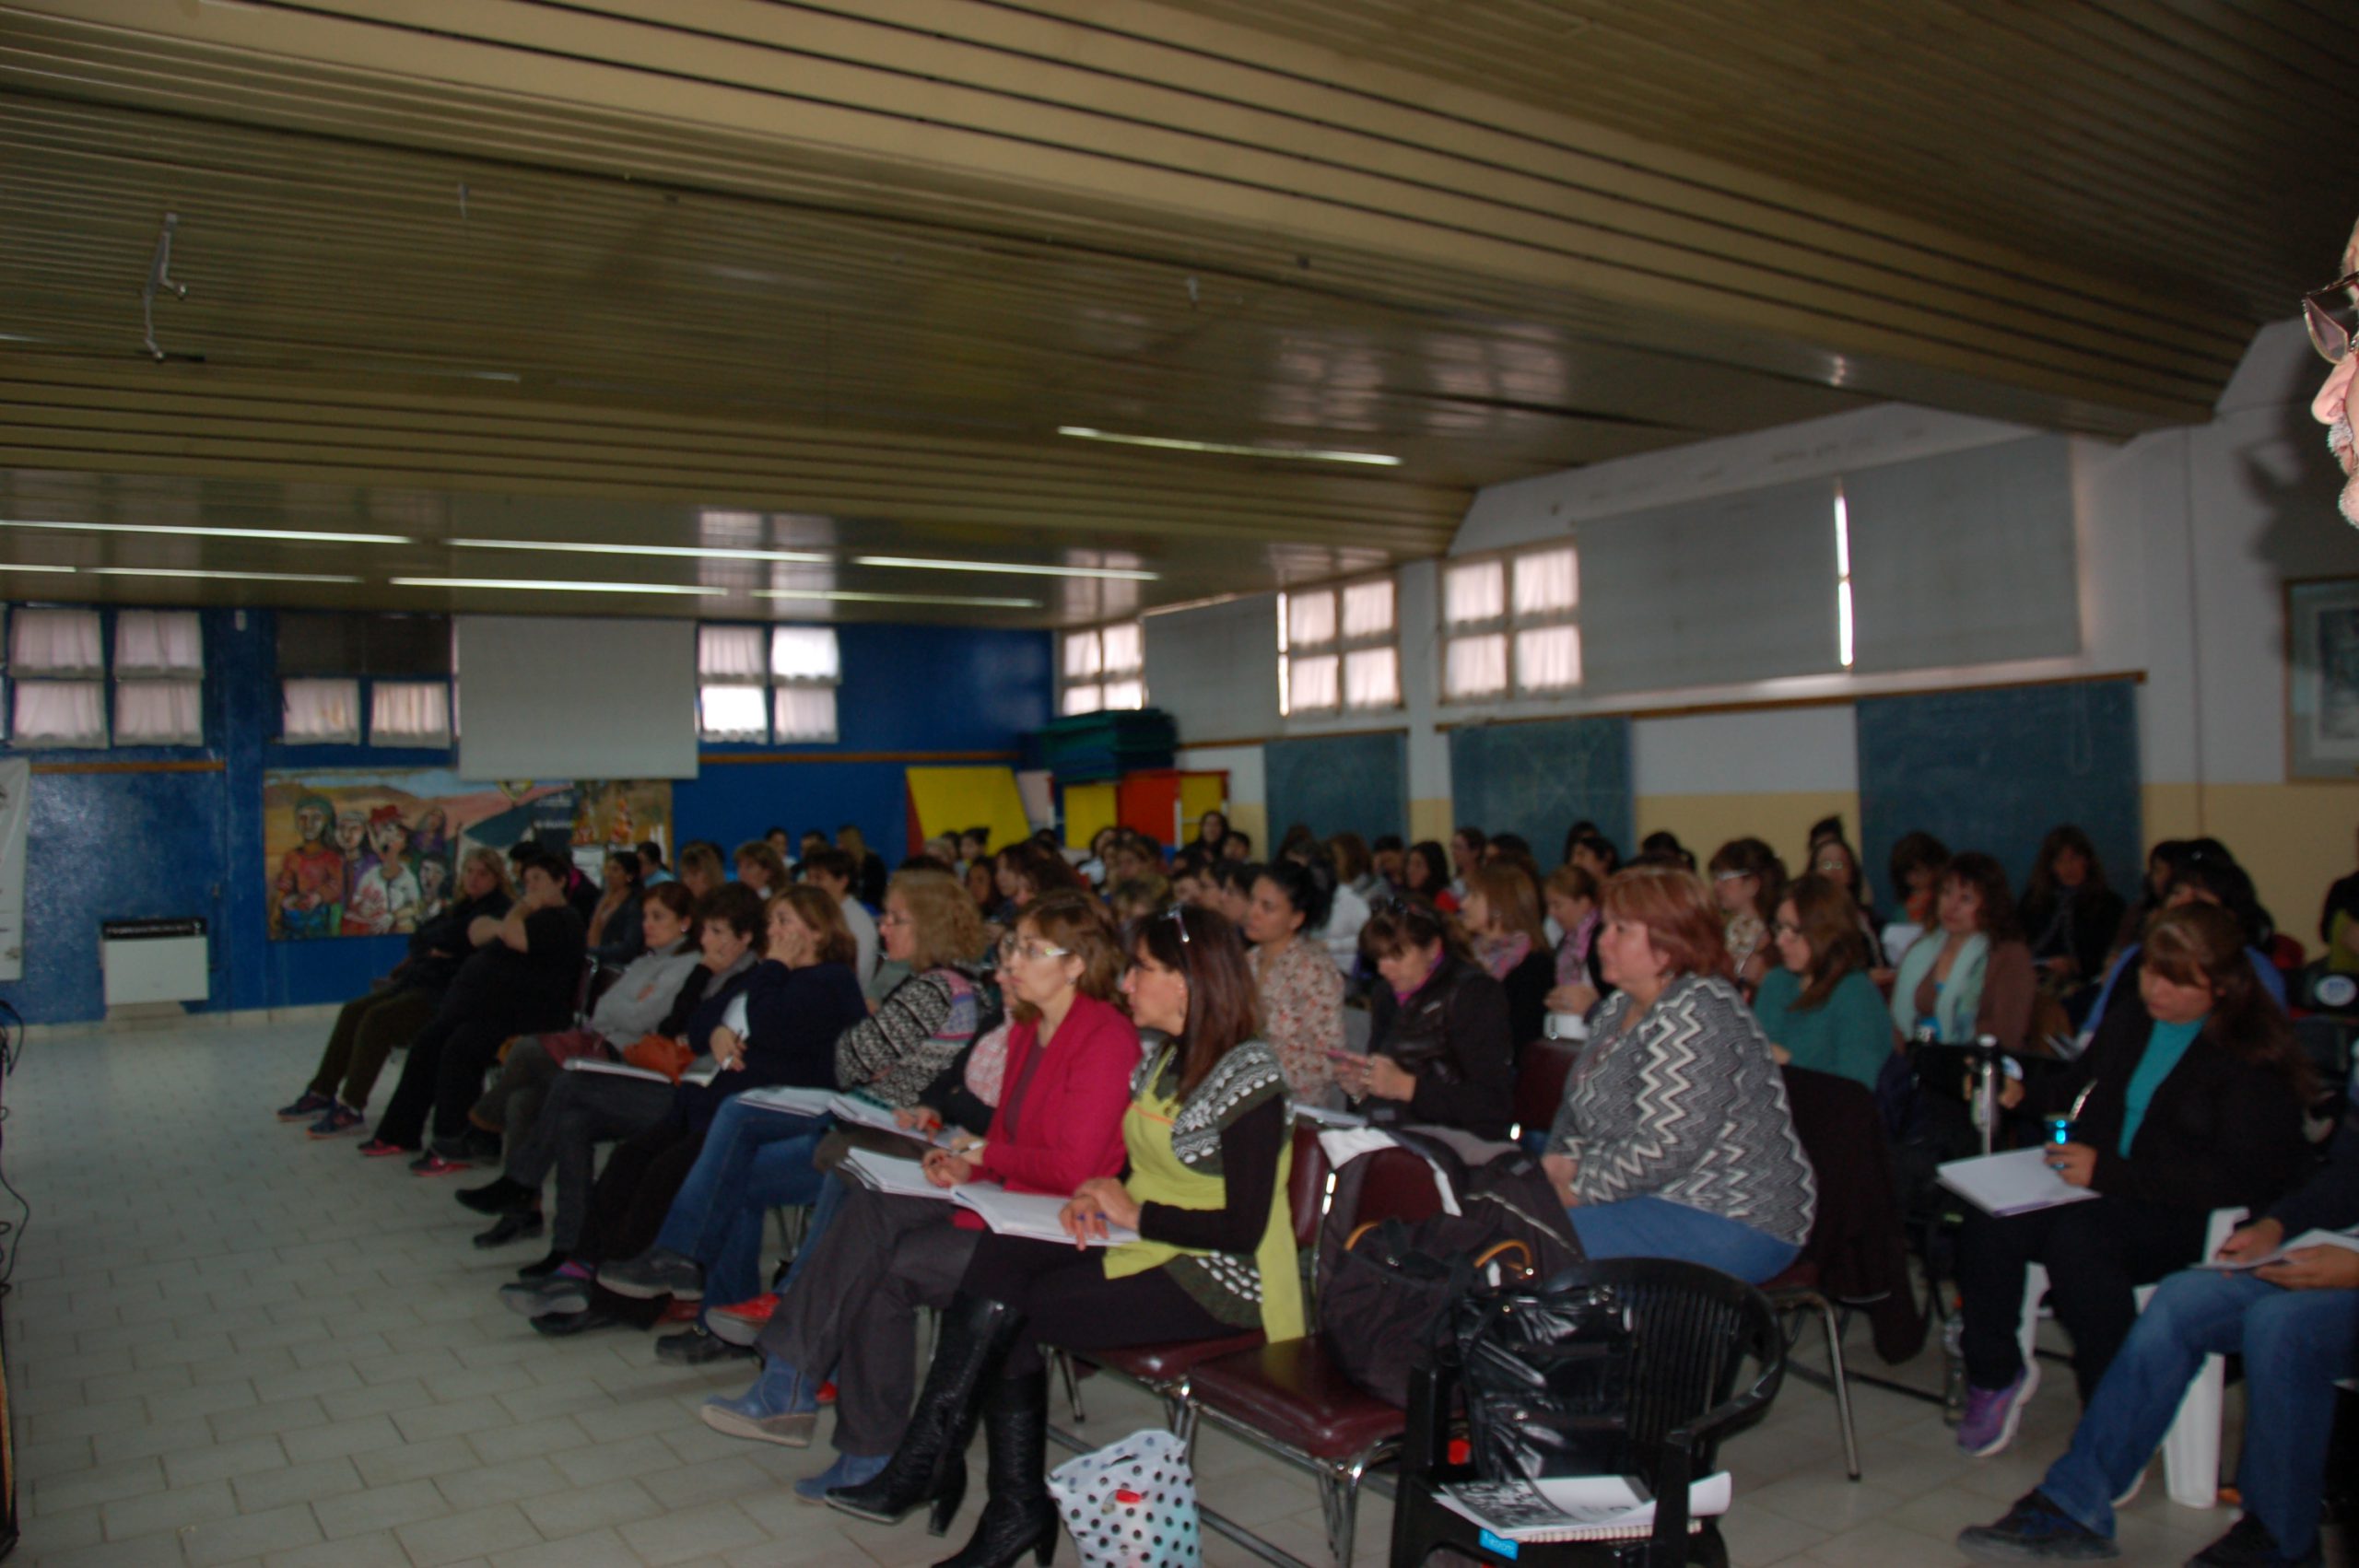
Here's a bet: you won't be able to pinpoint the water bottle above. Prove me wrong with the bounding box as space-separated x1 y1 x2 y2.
1970 1033 2001 1153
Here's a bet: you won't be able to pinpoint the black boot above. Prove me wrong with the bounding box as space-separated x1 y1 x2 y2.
934 1369 1056 1568
827 1294 1021 1535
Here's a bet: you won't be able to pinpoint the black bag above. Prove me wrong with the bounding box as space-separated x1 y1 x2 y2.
1449 1275 1637 1480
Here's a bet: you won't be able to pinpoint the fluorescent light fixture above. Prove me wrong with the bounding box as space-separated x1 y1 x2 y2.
451 538 829 564
88 567 362 583
756 589 1039 609
1057 426 1401 467
391 578 728 596
851 556 1158 581
0 519 412 544
0 563 76 573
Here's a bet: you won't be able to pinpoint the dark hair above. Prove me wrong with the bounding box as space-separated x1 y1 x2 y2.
2166 848 2275 949
1451 825 1488 855
636 839 667 870
1277 824 1319 862
766 825 790 841
2142 904 2314 1101
1403 840 1452 895
1940 852 2024 943
2026 825 2111 906
603 850 643 888
1888 831 1951 905
1781 874 1873 1010
1708 837 1786 920
1567 832 1622 875
1254 859 1335 935
1225 829 1253 854
1010 890 1127 1024
1131 904 1262 1097
734 840 790 890
1002 840 1086 899
1805 834 1871 913
800 847 856 885
1330 832 1372 883
695 882 769 950
1807 814 1847 849
1637 831 1696 872
514 848 567 883
1214 859 1263 896
1360 895 1473 965
640 881 696 925
899 854 954 874
961 825 992 850
776 883 858 967
1371 834 1404 855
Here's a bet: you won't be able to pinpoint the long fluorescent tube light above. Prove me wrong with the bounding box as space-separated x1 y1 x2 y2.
1057 426 1401 467
0 519 412 544
0 563 76 574
391 578 727 596
450 538 829 564
851 556 1157 581
756 589 1039 609
88 567 362 583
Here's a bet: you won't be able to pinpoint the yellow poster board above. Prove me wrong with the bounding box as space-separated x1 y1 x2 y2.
1062 781 1119 850
905 766 1033 859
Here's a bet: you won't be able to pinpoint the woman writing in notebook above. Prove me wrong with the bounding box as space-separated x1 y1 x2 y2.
826 905 1299 1568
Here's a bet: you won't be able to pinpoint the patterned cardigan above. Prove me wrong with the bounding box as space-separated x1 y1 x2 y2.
1546 974 1816 1247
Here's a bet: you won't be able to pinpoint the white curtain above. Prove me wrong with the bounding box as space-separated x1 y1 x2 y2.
1285 591 1336 649
773 685 838 742
1342 579 1395 640
1062 683 1103 716
1098 621 1143 674
10 608 103 675
1516 626 1583 691
697 625 767 680
1513 547 1579 616
1285 652 1339 712
1444 561 1504 626
370 680 452 745
282 677 360 743
1445 633 1508 699
113 609 204 675
1062 630 1103 680
114 680 203 745
769 626 841 683
1100 676 1145 710
1343 647 1399 709
14 680 108 746
698 684 769 743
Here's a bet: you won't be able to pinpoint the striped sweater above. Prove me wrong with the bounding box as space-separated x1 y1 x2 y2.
833 968 980 1107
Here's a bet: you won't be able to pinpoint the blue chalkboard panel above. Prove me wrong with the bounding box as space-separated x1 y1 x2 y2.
1857 680 2142 907
1449 718 1635 861
1263 731 1408 847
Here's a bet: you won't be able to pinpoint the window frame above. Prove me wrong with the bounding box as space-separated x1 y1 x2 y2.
1058 619 1146 718
1279 569 1400 718
698 622 842 745
1440 542 1582 704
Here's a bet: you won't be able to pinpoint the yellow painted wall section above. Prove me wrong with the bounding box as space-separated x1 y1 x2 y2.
1226 802 1270 857
1062 782 1119 851
1410 798 1454 847
2142 782 2359 954
1636 792 1864 879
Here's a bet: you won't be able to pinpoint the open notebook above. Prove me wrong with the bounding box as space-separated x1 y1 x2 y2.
1433 1471 1731 1544
835 1153 1139 1246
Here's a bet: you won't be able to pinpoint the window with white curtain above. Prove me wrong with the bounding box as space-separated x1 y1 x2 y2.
113 610 204 675
10 608 103 676
115 680 203 745
1058 620 1145 716
1443 544 1582 701
698 684 769 743
697 623 841 743
15 680 108 747
282 677 361 744
1278 572 1397 716
773 685 838 743
370 681 452 746
698 625 768 683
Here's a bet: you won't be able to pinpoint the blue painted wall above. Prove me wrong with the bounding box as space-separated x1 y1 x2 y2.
0 609 1050 1025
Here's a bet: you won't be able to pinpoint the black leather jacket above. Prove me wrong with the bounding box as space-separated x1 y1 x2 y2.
1359 952 1517 1141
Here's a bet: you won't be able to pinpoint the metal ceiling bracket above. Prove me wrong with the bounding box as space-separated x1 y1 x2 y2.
141 211 186 361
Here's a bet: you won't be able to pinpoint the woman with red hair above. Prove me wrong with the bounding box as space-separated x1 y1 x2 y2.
1539 864 1816 1283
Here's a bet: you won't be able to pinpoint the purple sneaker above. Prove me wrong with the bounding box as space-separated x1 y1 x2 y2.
306 1103 365 1139
276 1091 334 1122
1959 1363 2039 1457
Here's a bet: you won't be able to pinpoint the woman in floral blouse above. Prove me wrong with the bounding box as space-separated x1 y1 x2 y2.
1243 858 1345 1101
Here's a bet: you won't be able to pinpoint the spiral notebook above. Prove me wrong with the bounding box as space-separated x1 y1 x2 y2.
1433 1471 1730 1543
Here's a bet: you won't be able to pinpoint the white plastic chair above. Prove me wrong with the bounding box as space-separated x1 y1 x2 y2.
2016 1206 2246 1508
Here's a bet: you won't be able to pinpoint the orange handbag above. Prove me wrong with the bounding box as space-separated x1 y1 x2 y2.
620 1033 694 1083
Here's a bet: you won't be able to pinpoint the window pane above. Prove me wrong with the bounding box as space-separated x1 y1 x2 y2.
698 683 769 743
1288 653 1339 711
1101 677 1144 710
697 624 768 680
1062 683 1103 717
1286 590 1337 649
281 677 360 743
1062 630 1102 679
9 608 102 675
1444 633 1508 700
114 680 202 745
1099 621 1143 673
114 610 204 675
770 626 840 683
1516 626 1583 691
370 680 452 745
773 685 839 743
15 680 107 746
1513 547 1579 617
1343 647 1398 708
1444 560 1505 626
1341 579 1395 639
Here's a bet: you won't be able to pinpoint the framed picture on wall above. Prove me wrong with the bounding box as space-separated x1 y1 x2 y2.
2287 577 2359 778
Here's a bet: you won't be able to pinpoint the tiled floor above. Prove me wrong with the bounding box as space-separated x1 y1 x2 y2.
0 1021 2326 1566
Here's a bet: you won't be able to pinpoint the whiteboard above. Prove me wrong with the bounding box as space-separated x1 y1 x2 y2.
455 616 698 781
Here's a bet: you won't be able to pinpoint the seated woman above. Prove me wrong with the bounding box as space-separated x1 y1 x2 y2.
2082 848 2289 1038
1541 864 1815 1284
495 886 868 1334
1462 860 1556 1048
1244 859 1345 1102
677 840 725 899
1752 874 1895 1093
1879 830 1951 968
821 905 1300 1568
1336 897 1515 1140
1401 839 1459 913
1951 903 2314 1457
278 847 512 1136
1802 829 1885 967
1887 851 2037 1054
698 893 1134 1504
1543 863 1603 1020
2017 825 2125 996
735 840 790 902
469 884 766 1278
1708 837 1786 998
584 849 649 967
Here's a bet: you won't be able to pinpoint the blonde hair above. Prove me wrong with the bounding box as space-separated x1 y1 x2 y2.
460 846 512 900
891 868 990 972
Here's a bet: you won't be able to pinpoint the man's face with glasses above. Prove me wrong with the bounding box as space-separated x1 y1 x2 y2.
2306 223 2359 526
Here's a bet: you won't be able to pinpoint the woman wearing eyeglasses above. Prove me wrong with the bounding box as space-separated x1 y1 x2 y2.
698 893 1137 1506
826 905 1299 1568
1752 874 1897 1093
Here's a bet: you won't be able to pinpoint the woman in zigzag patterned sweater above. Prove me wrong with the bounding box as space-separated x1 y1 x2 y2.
1543 863 1817 1284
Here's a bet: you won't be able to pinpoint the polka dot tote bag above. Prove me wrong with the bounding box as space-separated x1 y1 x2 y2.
1046 1428 1202 1568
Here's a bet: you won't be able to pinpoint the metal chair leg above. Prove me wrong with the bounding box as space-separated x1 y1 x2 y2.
1818 1296 1861 1481
1055 1348 1086 1423
1319 1458 1366 1568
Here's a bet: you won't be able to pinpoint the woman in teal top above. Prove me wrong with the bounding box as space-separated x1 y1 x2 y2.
1753 874 1897 1093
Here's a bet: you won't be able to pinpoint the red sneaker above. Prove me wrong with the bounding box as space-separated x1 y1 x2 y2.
705 1293 778 1347
358 1138 410 1158
408 1152 470 1176
816 1381 836 1407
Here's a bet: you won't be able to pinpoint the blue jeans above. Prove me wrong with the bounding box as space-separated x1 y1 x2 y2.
654 1099 827 1282
698 1130 835 1308
1567 1196 1799 1285
2040 1268 2359 1559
